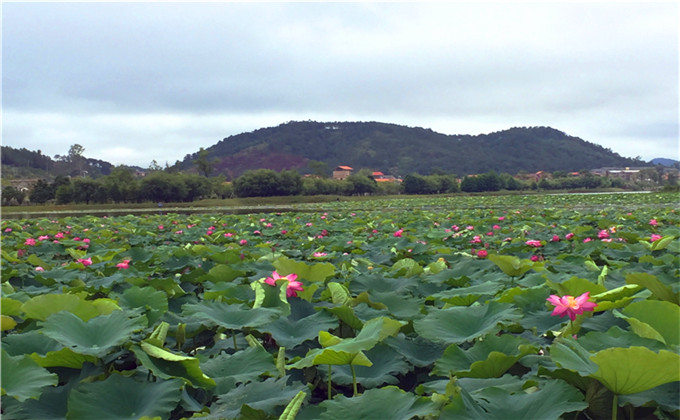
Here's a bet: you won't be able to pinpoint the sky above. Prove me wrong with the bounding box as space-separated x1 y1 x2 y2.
2 1 678 168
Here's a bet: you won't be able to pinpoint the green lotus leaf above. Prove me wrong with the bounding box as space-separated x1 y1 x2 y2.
181 301 280 329
591 284 644 303
413 302 522 344
546 276 607 298
390 258 424 277
131 343 216 389
368 290 424 319
66 375 183 420
441 378 587 419
280 391 307 420
203 281 253 303
1 297 23 316
433 334 538 378
290 317 404 368
325 306 364 330
328 344 411 388
200 263 245 283
8 380 71 420
317 386 438 420
619 300 680 346
327 282 352 305
651 235 676 251
201 346 277 394
209 378 307 419
487 254 535 278
619 381 680 412
117 286 169 327
1 349 58 402
590 347 680 395
576 326 667 353
1 315 17 331
1 330 62 356
385 334 447 367
30 347 97 369
430 281 501 306
251 280 290 316
39 310 146 358
625 272 679 304
273 256 335 282
21 294 118 322
549 339 598 376
259 307 339 349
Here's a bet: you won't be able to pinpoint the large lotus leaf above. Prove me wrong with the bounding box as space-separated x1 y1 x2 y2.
626 272 678 304
328 344 411 388
546 276 607 298
433 334 537 378
201 346 277 394
429 281 500 307
389 258 424 277
181 301 280 329
549 339 598 376
368 290 424 319
6 380 71 420
317 386 438 420
273 256 335 282
1 315 17 331
349 272 420 295
1 349 58 402
260 308 339 349
290 317 405 368
575 326 667 353
413 302 522 344
39 310 146 358
131 343 216 389
385 334 447 368
30 347 97 369
441 378 587 419
590 347 680 395
20 294 118 322
251 280 290 316
487 254 535 278
1 297 23 316
66 375 183 420
1 330 62 356
325 305 364 330
200 263 245 283
619 381 680 412
619 300 679 346
203 281 254 303
208 378 307 420
117 286 168 326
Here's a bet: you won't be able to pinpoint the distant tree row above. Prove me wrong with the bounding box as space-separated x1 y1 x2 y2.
9 166 675 206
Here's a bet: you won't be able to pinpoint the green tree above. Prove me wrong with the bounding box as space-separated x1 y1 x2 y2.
234 169 281 197
277 170 303 196
307 160 329 178
29 179 54 204
193 148 217 177
71 178 99 204
2 186 25 205
68 144 87 176
346 173 377 195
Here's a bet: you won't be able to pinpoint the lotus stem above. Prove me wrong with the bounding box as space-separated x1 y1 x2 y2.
232 331 238 351
612 394 618 420
328 365 332 400
350 364 358 396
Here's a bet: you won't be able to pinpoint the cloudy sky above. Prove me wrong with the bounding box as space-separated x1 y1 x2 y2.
3 1 678 168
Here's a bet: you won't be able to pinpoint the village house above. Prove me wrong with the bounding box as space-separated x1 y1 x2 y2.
332 165 353 180
372 171 402 183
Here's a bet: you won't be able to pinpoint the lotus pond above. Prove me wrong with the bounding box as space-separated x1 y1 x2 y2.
1 192 679 419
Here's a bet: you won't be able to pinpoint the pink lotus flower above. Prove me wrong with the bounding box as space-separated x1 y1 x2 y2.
583 237 592 243
651 234 662 242
281 230 287 234
313 252 327 257
35 266 45 271
551 235 560 242
597 230 610 239
476 249 488 259
466 225 474 230
77 257 92 266
492 225 501 230
306 223 313 227
264 271 304 297
38 235 49 241
55 232 65 239
4 228 12 232
525 240 542 247
239 239 248 245
565 233 574 240
24 238 36 246
394 229 403 237
547 292 597 321
116 259 131 269
224 232 233 237
649 219 658 226
469 235 482 244
158 225 164 230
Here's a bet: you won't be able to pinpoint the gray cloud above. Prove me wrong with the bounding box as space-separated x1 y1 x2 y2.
3 2 678 167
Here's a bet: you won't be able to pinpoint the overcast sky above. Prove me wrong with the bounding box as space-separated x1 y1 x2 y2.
2 1 678 168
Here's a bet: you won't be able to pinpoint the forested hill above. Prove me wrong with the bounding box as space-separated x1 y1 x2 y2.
177 121 645 177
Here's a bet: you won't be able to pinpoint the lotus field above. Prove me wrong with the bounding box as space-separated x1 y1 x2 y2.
1 193 679 419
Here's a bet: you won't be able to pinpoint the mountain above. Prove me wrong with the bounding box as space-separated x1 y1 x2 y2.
177 121 646 177
650 158 679 167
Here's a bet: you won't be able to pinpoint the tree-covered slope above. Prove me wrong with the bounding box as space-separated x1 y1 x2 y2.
177 121 645 177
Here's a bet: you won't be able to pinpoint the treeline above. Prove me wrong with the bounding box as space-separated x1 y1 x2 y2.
3 167 635 206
